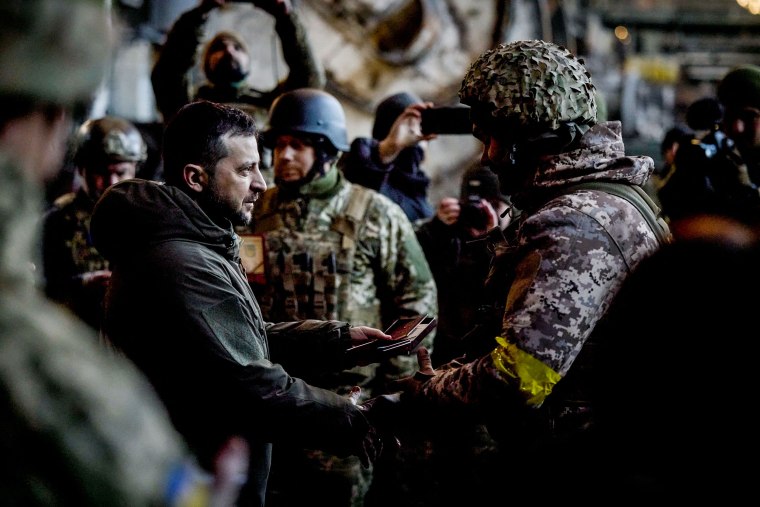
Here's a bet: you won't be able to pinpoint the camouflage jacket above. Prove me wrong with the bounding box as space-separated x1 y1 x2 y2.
91 179 377 506
249 167 437 387
41 188 108 331
151 3 325 126
414 121 663 439
0 155 207 506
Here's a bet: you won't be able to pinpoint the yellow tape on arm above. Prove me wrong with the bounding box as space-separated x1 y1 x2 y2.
490 336 562 407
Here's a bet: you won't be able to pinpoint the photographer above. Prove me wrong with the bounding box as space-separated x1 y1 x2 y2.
415 165 512 367
658 67 760 227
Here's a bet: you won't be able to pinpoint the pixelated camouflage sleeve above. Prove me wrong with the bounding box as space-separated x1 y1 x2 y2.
418 189 659 408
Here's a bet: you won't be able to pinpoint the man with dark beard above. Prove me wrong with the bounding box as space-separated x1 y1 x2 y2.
90 100 400 507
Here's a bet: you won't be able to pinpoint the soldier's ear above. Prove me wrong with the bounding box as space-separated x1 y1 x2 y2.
183 164 208 193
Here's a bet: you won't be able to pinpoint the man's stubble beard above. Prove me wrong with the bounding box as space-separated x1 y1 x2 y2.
199 180 250 228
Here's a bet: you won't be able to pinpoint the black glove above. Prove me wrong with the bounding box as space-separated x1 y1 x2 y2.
357 392 402 464
345 387 400 467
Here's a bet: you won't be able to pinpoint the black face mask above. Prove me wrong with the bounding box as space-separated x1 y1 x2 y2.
207 53 249 86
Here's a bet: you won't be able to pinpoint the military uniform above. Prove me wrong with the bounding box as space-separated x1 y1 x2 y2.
0 1 219 504
42 189 109 331
249 165 437 507
391 40 669 504
0 155 208 506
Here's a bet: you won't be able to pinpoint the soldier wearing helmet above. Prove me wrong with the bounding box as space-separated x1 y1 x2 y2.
41 116 147 332
246 88 437 507
0 1 245 505
389 40 670 503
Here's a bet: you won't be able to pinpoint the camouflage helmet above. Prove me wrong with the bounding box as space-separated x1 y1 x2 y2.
73 117 147 168
459 40 597 131
262 88 350 153
0 0 115 106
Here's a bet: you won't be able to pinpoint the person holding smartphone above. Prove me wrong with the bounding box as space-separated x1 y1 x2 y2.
340 91 437 224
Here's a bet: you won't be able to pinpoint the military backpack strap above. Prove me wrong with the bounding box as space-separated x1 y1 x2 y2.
564 181 672 246
253 188 286 233
331 184 375 249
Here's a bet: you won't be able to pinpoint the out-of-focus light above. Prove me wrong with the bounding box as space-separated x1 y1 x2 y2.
737 0 760 15
614 25 630 42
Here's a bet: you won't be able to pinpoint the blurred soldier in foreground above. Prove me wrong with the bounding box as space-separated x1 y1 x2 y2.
0 1 250 505
391 40 669 504
42 117 147 332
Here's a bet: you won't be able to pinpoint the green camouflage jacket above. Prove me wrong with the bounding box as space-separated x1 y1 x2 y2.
0 154 204 506
41 188 108 331
250 167 438 387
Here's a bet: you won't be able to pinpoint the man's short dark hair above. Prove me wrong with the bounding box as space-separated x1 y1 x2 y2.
162 100 258 186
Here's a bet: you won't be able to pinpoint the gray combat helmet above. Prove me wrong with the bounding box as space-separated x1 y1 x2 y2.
0 0 115 107
459 40 597 131
263 88 350 154
73 117 148 168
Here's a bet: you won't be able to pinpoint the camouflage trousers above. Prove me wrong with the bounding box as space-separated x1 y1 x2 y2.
265 446 373 507
265 356 424 507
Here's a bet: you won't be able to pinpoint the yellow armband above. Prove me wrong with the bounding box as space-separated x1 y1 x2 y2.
490 336 561 407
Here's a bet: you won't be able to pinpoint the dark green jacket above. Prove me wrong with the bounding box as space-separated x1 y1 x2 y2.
91 179 372 507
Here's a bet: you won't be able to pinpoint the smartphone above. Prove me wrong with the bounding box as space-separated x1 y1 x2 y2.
421 106 472 135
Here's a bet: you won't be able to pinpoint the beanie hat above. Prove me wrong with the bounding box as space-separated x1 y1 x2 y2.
202 31 249 80
372 92 422 140
717 65 760 111
460 166 508 203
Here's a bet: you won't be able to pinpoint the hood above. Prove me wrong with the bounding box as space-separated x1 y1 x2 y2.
516 121 654 205
91 179 237 264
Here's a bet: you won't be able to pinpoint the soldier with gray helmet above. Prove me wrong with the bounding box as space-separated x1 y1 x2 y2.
388 40 669 504
246 87 437 507
0 0 242 505
41 116 148 332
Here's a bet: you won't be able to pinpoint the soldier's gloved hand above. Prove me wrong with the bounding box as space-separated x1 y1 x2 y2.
388 347 438 401
346 387 399 467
